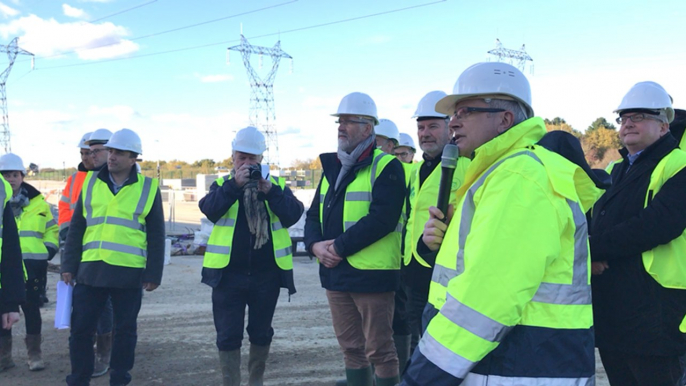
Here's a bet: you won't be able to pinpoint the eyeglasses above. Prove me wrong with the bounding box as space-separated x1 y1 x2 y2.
452 107 505 121
80 151 92 156
616 113 663 125
395 151 410 158
90 148 107 155
336 119 368 126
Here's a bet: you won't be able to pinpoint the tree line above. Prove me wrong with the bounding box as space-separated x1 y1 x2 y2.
30 117 622 181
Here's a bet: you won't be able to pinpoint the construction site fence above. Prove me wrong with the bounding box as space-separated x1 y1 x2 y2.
25 169 323 190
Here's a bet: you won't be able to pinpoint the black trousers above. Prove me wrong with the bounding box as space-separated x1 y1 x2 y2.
599 348 684 386
404 285 428 353
212 270 281 351
0 260 46 337
67 284 143 386
392 285 410 336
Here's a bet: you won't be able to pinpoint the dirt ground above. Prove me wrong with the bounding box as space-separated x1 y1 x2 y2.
0 183 609 385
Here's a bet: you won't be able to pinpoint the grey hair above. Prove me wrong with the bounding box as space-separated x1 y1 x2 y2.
485 99 529 126
657 109 669 123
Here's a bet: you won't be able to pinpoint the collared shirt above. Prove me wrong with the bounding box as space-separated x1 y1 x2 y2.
626 150 644 173
108 173 129 194
627 150 643 166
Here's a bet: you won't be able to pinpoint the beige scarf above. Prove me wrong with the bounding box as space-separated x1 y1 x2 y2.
243 180 270 249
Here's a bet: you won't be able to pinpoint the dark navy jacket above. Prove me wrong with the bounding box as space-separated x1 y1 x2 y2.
591 133 686 356
0 203 25 314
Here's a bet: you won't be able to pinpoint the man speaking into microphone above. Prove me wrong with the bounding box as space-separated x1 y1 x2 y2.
402 62 600 385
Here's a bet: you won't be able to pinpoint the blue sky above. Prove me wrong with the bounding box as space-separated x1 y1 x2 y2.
0 0 684 168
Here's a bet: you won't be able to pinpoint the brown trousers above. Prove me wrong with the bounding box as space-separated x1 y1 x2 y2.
326 290 398 378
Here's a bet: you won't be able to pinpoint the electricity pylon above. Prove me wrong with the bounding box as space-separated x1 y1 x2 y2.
228 34 292 166
487 38 533 73
0 37 34 153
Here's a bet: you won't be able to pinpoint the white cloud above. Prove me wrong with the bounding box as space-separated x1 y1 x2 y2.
197 74 234 83
0 15 139 60
88 105 138 122
0 2 19 18
62 4 88 19
79 0 114 3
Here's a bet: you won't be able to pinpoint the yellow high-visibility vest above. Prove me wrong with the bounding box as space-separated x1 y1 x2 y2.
203 176 293 270
403 157 469 267
16 192 58 261
81 172 158 268
319 149 403 270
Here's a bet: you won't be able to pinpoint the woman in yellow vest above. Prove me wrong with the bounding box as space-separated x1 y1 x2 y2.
199 127 304 386
0 153 58 372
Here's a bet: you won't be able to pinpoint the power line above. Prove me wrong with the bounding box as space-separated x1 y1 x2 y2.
20 0 297 63
88 0 159 24
35 0 447 71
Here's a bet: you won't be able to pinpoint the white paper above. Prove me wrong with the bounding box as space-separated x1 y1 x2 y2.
164 238 171 265
261 164 270 180
54 281 73 329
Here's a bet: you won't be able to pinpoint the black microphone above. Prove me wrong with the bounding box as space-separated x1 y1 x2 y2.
436 144 459 222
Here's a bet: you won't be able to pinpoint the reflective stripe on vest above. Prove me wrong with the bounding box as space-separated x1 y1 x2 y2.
462 373 595 386
81 172 158 268
203 175 293 270
68 172 77 210
319 149 402 270
430 150 590 308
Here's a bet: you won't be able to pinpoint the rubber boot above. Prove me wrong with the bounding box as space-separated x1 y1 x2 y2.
0 335 14 372
345 367 373 386
375 374 400 386
394 334 411 376
248 343 270 386
92 332 112 377
25 334 45 371
218 349 241 386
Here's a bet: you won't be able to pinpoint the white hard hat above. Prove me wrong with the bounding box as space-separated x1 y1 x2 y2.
105 128 143 154
0 153 25 175
436 62 533 118
78 132 93 149
397 133 416 151
86 128 113 145
331 92 379 125
614 81 674 123
375 119 400 142
232 126 266 155
413 90 449 119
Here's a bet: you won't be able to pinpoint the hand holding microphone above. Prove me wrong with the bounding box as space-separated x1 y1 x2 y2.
422 144 459 252
436 144 459 222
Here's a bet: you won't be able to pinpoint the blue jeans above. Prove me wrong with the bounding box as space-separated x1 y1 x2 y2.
212 270 281 351
66 284 142 386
